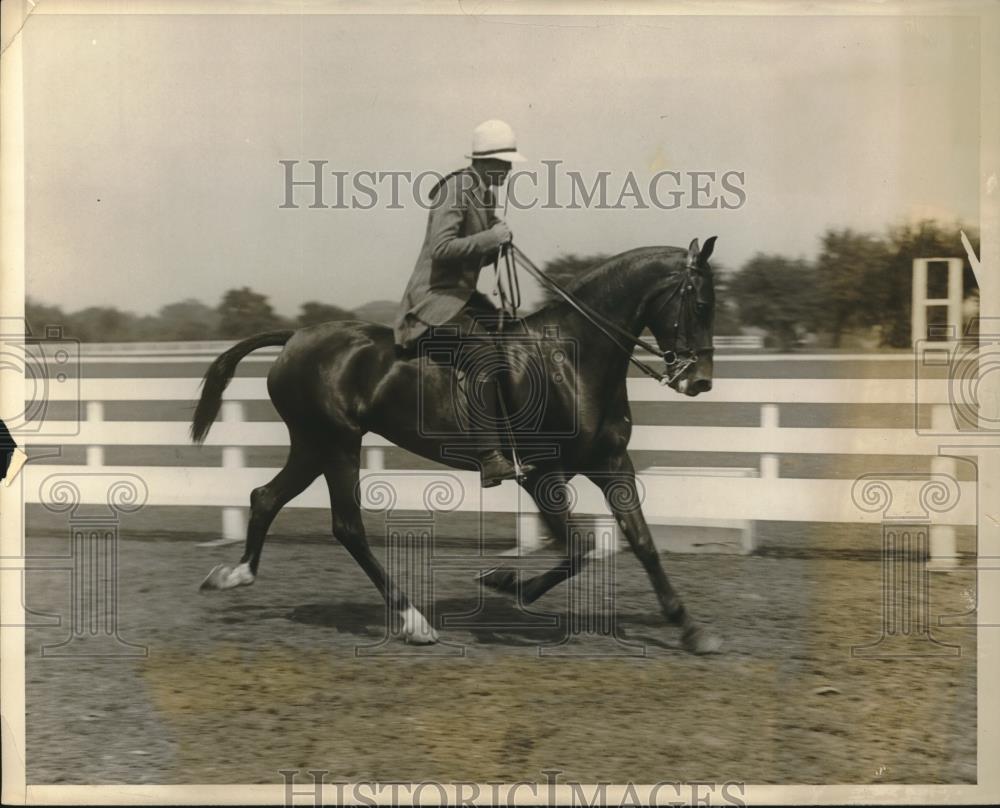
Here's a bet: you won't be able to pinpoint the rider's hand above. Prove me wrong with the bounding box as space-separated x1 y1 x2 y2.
491 220 513 245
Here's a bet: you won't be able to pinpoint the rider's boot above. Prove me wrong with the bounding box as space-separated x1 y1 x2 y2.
479 449 520 488
477 377 534 488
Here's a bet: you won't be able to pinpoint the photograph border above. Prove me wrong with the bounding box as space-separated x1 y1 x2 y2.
2 0 997 803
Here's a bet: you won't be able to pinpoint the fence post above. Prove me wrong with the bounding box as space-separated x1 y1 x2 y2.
221 401 247 542
759 403 780 479
365 446 385 471
86 401 104 467
929 404 958 568
517 510 546 553
911 259 929 345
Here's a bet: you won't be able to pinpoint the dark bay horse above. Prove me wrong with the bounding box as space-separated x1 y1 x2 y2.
193 237 721 653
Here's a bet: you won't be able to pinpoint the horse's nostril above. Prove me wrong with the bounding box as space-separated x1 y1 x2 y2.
690 378 712 394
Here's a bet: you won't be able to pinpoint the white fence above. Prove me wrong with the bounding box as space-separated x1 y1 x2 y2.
77 334 765 356
22 351 981 563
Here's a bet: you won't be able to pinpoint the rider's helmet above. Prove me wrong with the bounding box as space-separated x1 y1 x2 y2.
466 120 527 163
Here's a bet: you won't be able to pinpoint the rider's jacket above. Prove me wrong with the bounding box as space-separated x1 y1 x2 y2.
393 168 502 349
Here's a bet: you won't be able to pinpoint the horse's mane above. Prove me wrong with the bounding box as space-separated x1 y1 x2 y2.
533 246 687 312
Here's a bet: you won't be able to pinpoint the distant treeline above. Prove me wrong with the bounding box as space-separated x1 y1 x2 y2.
26 292 399 343
731 220 979 350
27 220 978 350
542 219 980 351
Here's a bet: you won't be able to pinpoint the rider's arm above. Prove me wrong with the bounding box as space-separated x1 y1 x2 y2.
429 176 503 263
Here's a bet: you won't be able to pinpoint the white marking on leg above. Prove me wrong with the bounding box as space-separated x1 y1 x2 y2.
200 561 256 591
400 605 438 645
227 562 255 588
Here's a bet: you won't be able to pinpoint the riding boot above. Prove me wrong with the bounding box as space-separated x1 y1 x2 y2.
477 376 534 488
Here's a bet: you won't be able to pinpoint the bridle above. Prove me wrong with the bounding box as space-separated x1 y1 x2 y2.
501 243 711 386
645 261 715 385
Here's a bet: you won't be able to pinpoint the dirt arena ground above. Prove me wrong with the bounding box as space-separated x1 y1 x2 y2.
24 520 976 786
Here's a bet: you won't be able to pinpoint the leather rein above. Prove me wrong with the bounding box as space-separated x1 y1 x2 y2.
495 243 706 386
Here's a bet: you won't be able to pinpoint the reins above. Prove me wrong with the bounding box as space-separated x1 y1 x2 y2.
496 242 700 386
481 175 700 386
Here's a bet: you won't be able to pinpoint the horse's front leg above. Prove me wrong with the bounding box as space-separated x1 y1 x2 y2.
589 454 722 655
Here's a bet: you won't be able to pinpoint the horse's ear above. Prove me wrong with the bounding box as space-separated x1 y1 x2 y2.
699 236 717 266
687 238 700 267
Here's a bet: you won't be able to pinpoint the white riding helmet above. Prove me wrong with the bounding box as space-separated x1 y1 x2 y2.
465 119 527 163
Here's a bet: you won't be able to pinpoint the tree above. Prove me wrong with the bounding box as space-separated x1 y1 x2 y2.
132 314 169 341
814 228 891 347
353 300 399 326
155 298 222 341
708 265 742 336
65 306 140 342
729 254 820 351
297 301 354 328
537 251 746 335
25 298 69 338
215 287 288 338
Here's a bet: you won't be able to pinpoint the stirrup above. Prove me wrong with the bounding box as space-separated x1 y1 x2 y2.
480 451 533 488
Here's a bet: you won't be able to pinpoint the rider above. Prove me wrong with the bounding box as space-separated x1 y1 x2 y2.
393 119 534 488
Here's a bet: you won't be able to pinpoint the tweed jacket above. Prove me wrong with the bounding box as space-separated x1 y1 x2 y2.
393 168 503 348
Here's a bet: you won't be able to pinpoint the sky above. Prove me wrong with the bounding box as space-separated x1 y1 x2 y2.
22 10 981 316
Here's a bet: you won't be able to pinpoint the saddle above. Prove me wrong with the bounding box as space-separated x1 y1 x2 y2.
392 312 527 360
394 316 529 435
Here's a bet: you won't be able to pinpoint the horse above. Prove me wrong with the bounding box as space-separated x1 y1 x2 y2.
193 236 721 654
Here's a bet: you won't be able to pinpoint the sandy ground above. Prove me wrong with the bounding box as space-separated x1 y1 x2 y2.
24 522 976 786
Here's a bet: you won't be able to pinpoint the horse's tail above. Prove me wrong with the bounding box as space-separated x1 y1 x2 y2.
190 330 294 444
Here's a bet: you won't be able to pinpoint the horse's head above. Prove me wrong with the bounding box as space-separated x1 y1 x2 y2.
646 236 717 396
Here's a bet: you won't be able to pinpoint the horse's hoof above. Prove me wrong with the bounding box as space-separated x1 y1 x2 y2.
400 606 438 645
200 562 255 591
682 626 723 655
477 567 518 596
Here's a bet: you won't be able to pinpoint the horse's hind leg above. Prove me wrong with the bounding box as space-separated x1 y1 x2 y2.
200 437 322 591
324 444 438 644
479 470 594 602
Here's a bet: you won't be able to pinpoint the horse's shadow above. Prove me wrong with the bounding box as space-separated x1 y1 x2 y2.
287 595 565 646
435 595 567 646
286 595 677 650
